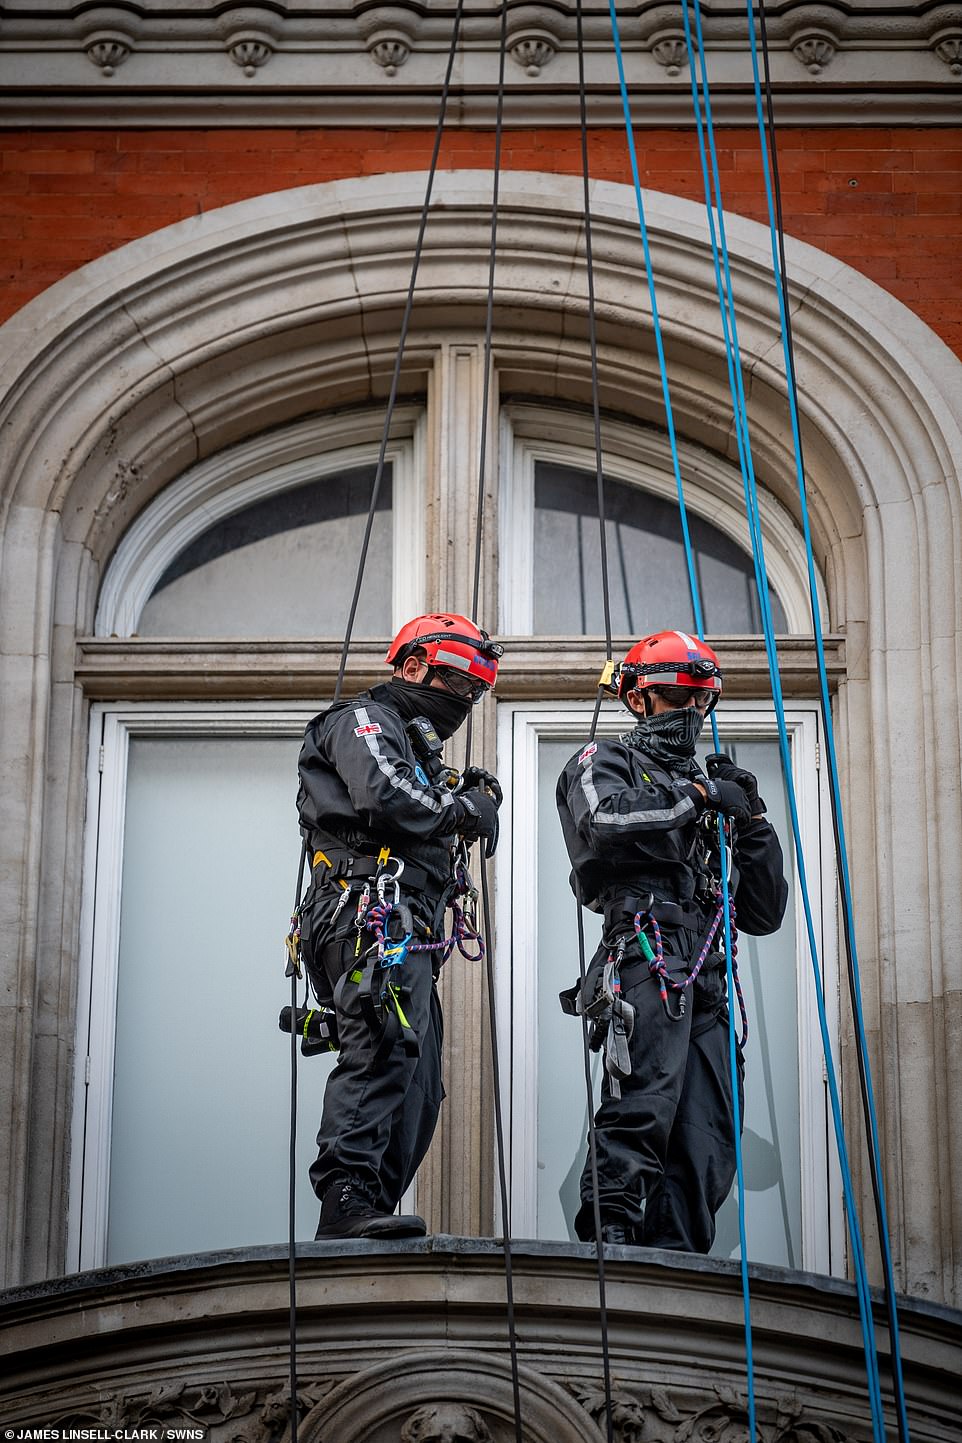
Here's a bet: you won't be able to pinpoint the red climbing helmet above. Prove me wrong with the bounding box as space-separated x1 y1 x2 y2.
613 630 723 710
385 613 503 689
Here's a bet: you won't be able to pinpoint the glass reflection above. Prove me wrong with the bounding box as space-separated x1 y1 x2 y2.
533 462 787 635
138 466 392 638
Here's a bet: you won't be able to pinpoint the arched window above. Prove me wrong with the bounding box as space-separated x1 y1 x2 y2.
500 405 811 638
95 408 424 639
75 390 833 1273
138 466 393 638
532 461 787 635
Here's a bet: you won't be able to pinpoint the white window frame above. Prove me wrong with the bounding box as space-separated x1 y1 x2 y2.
95 406 426 638
69 700 316 1273
494 698 845 1277
498 402 824 637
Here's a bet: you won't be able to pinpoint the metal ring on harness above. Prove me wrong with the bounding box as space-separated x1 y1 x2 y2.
376 855 405 908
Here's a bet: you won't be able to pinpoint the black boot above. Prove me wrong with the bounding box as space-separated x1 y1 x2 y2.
599 1215 635 1246
314 1180 427 1240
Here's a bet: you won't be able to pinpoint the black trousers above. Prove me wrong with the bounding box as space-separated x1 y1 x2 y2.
575 927 744 1253
303 882 444 1212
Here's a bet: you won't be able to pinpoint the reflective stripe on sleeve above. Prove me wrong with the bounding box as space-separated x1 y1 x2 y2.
353 706 454 815
580 759 695 828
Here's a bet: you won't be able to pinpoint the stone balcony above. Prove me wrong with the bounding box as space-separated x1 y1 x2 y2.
1 1240 960 1442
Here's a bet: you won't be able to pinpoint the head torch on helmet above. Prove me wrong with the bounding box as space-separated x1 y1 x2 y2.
611 630 723 712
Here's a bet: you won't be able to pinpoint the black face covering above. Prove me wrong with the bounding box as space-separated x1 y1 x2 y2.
621 706 705 770
386 678 473 740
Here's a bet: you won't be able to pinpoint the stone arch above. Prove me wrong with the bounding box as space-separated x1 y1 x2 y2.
300 1349 596 1443
0 171 960 1297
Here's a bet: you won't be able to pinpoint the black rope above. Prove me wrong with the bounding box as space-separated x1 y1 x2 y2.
464 0 507 773
284 8 466 1436
574 882 616 1443
465 13 524 1438
577 0 614 669
333 0 467 705
471 0 507 625
755 8 910 1437
574 2 616 1437
481 860 524 1443
287 839 308 1443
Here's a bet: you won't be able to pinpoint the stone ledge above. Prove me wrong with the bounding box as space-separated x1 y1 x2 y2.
1 1242 960 1441
73 635 845 701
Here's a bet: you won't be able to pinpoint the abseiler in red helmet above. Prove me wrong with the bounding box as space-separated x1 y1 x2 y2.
614 629 722 711
385 612 503 690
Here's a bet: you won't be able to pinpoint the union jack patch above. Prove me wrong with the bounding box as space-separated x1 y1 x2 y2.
578 742 597 764
354 722 382 737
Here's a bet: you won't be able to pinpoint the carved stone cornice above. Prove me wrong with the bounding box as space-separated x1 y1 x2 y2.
0 0 960 126
82 32 133 77
791 31 838 75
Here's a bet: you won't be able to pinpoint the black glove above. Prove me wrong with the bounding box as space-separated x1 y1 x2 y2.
705 752 766 815
456 788 500 857
701 776 753 827
460 766 503 808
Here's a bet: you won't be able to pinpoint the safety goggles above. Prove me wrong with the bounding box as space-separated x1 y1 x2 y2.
650 685 716 712
430 666 492 704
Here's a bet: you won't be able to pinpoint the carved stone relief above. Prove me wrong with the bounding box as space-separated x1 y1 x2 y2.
226 34 274 77
48 1379 333 1443
933 34 962 73
401 1403 494 1443
505 7 561 77
300 1350 596 1443
649 34 688 78
566 1379 857 1443
791 32 838 75
508 34 557 77
368 36 412 75
82 32 133 76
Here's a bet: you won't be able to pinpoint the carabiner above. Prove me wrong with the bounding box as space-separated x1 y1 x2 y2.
376 855 405 907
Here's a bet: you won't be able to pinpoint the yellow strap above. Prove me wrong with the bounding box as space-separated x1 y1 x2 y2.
313 848 348 888
389 984 412 1031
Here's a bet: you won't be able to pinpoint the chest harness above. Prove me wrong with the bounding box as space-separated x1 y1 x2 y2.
562 804 748 1100
282 715 485 1062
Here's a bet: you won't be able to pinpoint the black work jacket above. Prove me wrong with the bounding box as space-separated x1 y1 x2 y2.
556 735 788 937
297 684 469 891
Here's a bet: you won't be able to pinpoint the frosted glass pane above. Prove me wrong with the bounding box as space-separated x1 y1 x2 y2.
533 463 787 636
536 738 603 1240
108 736 331 1263
536 730 801 1266
138 466 392 638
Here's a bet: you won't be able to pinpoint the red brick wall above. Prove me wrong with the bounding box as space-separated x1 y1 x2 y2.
2 128 960 355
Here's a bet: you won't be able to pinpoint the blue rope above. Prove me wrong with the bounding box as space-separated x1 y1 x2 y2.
606 7 755 1432
740 8 911 1439
608 6 892 1440
675 3 888 1436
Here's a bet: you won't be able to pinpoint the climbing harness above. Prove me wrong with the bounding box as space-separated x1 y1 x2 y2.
633 898 747 1041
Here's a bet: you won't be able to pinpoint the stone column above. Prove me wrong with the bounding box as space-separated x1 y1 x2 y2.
418 338 500 1236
